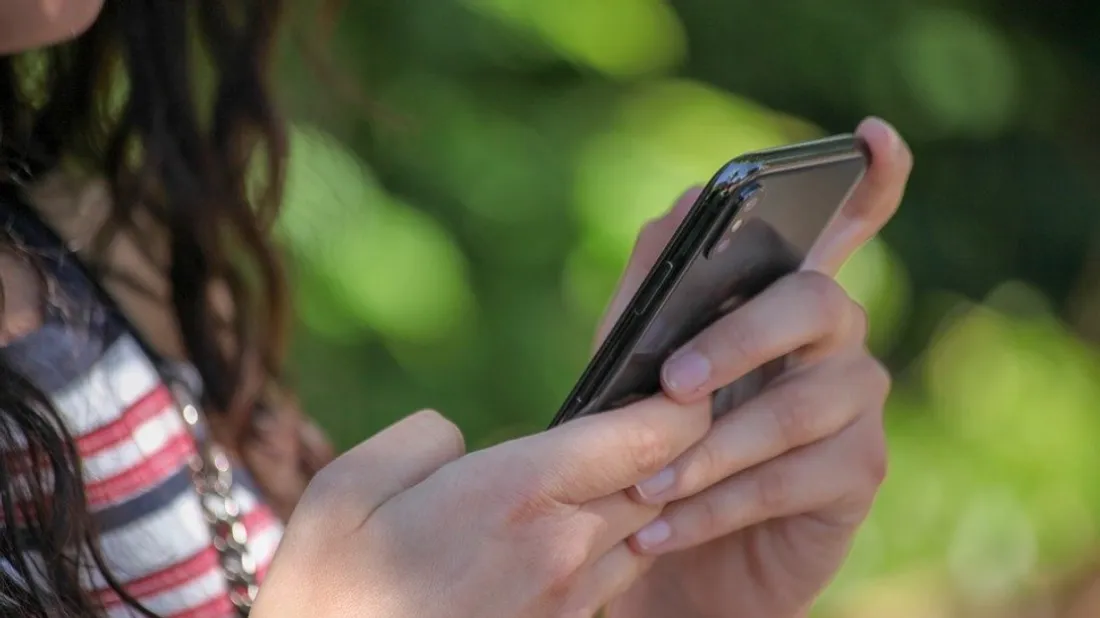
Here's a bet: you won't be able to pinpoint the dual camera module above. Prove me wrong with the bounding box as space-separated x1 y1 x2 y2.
709 185 762 256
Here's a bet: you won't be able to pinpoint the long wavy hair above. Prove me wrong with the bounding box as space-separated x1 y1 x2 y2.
0 0 291 615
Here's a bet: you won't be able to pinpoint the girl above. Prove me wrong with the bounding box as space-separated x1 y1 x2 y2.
1 1 911 617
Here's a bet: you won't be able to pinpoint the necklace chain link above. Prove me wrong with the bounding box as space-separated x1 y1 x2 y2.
170 380 258 617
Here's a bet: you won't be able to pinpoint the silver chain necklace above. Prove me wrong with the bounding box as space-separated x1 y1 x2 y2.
0 180 260 615
168 374 258 616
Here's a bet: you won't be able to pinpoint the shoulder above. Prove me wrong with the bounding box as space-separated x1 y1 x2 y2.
24 171 188 360
0 245 44 347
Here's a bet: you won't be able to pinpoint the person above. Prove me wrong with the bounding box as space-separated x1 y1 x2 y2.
0 2 912 618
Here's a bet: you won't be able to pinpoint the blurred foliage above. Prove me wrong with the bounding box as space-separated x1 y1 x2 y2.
273 0 1100 615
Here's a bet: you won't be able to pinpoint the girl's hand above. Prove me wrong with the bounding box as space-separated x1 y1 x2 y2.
252 396 712 618
603 117 911 618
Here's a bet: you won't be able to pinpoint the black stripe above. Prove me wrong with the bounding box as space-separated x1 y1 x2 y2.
93 467 193 533
1 467 194 551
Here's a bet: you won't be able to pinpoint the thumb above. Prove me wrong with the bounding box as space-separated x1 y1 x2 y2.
297 409 466 528
803 117 912 276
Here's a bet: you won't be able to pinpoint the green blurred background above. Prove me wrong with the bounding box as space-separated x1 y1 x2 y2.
272 0 1100 615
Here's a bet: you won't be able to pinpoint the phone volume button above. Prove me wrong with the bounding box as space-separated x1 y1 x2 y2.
633 261 674 315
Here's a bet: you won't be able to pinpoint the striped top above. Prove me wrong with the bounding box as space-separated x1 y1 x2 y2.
0 199 283 617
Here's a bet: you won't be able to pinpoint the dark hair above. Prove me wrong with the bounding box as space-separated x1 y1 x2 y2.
0 1 289 615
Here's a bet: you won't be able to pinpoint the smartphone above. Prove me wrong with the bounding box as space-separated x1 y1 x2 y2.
549 134 868 427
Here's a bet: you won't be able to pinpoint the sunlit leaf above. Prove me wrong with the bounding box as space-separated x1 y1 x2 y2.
573 79 819 259
280 125 476 343
332 202 476 343
465 0 687 77
893 7 1020 137
947 488 1037 602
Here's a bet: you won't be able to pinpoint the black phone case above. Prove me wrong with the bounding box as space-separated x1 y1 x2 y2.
550 134 868 427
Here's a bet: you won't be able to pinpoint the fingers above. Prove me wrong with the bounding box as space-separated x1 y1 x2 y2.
594 187 702 349
299 409 466 529
579 492 662 556
633 412 888 554
661 271 867 402
568 542 655 616
526 395 712 504
804 117 912 276
637 351 889 505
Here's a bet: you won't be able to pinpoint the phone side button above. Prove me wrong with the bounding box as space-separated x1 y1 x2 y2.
633 261 674 315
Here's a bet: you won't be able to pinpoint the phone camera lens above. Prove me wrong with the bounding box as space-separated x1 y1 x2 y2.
741 184 764 212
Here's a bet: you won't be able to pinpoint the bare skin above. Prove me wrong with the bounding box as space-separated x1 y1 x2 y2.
0 0 103 54
1 1 104 342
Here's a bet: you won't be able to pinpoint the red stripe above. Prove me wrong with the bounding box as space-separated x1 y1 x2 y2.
85 432 195 508
168 594 234 618
96 549 219 607
79 385 174 454
3 385 174 475
0 432 195 526
96 507 279 607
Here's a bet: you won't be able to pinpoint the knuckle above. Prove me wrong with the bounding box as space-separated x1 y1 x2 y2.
863 431 889 488
858 354 892 404
711 317 761 367
501 479 559 527
843 416 889 499
770 382 820 448
681 399 714 443
539 539 590 602
694 495 722 539
623 419 673 476
679 439 719 496
636 214 673 248
298 464 356 525
849 303 870 342
635 219 658 246
415 409 467 457
753 466 791 514
796 271 850 326
668 495 719 544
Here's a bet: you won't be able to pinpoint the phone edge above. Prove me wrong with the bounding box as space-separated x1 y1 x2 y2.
548 134 867 428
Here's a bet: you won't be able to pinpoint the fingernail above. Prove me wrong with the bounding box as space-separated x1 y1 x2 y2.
634 519 671 551
663 351 710 393
634 467 675 502
860 117 900 153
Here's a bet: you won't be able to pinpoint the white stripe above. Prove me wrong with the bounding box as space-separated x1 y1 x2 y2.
229 486 283 569
81 406 187 483
92 493 213 587
3 406 188 500
92 486 267 587
233 487 261 512
51 335 160 436
251 518 284 570
1 506 280 615
1 411 189 506
106 569 226 618
114 516 283 617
